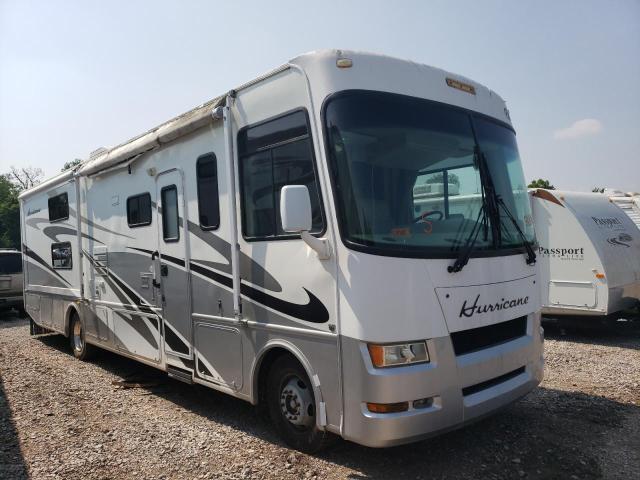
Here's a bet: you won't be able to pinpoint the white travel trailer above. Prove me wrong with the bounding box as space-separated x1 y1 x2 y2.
531 189 640 318
20 50 543 451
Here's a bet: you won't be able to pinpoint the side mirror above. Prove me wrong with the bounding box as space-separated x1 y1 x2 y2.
280 185 312 233
279 185 331 260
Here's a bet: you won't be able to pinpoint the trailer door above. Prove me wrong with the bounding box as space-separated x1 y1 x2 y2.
156 169 192 361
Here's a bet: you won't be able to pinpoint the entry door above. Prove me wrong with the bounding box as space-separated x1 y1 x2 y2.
156 169 192 360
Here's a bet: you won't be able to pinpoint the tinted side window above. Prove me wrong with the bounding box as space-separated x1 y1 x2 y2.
161 185 179 241
0 253 22 274
127 193 152 227
196 153 220 229
48 193 69 222
51 242 72 269
238 110 324 239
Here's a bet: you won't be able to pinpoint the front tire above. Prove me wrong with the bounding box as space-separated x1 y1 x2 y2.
69 312 95 361
266 355 333 453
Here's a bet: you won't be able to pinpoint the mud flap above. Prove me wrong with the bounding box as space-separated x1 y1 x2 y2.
29 318 55 337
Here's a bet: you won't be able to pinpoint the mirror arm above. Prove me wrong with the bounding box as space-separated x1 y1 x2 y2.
301 231 332 260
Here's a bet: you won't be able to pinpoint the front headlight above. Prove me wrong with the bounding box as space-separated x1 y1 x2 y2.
367 341 429 368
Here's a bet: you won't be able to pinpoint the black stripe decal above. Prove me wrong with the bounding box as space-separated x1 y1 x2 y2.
131 248 329 324
83 251 160 351
86 250 190 354
192 260 329 324
164 323 189 355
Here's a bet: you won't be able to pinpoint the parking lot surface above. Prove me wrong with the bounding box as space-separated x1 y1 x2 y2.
1 315 638 479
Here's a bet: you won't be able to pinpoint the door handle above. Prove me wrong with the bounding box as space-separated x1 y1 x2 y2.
160 264 168 277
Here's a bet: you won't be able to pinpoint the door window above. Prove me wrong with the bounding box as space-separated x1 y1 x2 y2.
161 185 179 241
196 153 220 230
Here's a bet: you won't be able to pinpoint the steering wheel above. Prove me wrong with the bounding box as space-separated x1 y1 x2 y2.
412 210 444 223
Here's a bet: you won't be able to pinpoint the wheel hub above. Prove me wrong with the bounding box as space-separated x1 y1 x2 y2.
73 321 83 352
280 377 314 427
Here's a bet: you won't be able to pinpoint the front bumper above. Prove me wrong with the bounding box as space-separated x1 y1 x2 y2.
340 314 544 448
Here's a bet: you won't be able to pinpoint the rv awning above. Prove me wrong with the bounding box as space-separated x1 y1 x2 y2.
78 95 225 177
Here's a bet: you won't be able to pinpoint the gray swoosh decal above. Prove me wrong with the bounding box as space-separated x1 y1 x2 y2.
22 245 71 287
185 219 282 292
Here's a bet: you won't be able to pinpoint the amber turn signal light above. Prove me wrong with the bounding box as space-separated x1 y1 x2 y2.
366 402 409 414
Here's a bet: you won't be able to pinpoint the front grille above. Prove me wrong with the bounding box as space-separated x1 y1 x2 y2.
450 316 527 356
462 366 526 396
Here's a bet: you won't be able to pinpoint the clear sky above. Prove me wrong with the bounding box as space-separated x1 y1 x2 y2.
1 0 638 191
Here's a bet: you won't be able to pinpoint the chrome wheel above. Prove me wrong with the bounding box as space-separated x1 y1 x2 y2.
72 319 83 353
280 376 314 428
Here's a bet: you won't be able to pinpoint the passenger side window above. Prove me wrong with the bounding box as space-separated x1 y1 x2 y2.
161 185 179 241
127 193 152 227
196 153 220 230
48 193 69 222
51 242 72 269
238 109 324 239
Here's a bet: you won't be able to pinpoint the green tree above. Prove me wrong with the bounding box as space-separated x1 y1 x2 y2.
528 178 555 190
425 172 460 186
62 158 83 172
0 175 21 249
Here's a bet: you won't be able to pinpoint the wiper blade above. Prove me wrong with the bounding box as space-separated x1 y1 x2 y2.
496 196 537 265
448 204 487 273
447 148 498 273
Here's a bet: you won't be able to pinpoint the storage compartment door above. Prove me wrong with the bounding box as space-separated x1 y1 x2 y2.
549 281 597 308
194 323 243 390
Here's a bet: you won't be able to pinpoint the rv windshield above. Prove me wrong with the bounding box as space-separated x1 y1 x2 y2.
323 90 535 257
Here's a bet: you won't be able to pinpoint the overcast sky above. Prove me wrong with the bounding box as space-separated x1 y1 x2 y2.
1 0 638 192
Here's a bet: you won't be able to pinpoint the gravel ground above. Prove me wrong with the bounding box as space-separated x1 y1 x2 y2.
1 314 639 480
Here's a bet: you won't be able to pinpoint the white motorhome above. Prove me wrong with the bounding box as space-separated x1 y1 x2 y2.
531 189 640 318
20 50 543 451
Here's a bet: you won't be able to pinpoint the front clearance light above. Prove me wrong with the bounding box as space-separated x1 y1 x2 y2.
367 342 429 368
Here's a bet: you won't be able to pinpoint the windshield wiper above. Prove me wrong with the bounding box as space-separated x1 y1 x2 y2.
447 204 488 273
496 196 537 265
448 148 500 273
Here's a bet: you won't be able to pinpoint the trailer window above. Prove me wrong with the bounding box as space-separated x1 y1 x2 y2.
196 153 220 230
48 192 69 222
161 185 179 242
0 253 22 274
127 193 152 227
238 109 324 240
51 242 72 269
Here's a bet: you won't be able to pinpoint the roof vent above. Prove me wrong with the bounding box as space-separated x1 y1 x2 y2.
89 147 109 159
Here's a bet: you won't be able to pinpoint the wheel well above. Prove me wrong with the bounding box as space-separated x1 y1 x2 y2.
256 347 298 405
65 305 79 337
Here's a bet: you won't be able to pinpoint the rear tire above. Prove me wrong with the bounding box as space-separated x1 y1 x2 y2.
69 312 95 361
265 355 334 453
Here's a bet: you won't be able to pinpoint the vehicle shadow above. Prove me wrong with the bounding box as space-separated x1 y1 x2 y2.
543 318 640 350
36 333 639 480
0 375 29 480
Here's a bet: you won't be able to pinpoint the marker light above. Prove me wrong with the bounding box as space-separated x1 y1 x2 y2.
367 342 429 368
336 58 353 68
595 273 605 279
366 401 409 414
